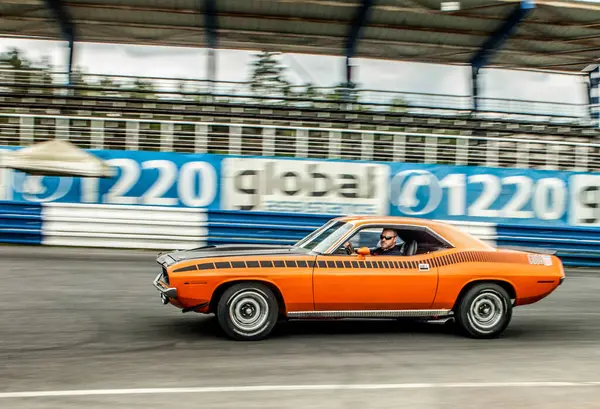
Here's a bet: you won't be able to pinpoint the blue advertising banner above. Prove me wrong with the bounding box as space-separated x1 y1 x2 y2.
1 145 599 229
387 162 600 228
2 149 223 210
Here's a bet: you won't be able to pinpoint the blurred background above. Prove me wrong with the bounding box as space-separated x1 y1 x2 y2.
0 1 599 408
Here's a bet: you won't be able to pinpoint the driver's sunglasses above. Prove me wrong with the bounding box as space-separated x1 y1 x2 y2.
380 235 395 240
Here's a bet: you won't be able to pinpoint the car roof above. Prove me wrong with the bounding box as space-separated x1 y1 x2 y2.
332 215 494 250
335 215 443 225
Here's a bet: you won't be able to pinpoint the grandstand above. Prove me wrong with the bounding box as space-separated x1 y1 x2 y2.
1 0 600 171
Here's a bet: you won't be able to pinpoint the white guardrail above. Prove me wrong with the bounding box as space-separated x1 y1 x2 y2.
41 203 208 249
7 202 597 266
38 203 496 250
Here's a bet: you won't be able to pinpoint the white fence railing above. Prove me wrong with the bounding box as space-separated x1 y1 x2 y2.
1 112 599 172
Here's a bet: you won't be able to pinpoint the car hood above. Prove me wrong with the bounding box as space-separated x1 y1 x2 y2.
156 244 312 267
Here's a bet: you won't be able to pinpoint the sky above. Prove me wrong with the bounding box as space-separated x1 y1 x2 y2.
0 37 589 105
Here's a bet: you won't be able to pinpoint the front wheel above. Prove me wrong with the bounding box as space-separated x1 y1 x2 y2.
216 282 279 341
454 283 512 339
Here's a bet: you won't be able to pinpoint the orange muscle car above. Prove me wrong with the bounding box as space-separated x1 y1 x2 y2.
153 216 565 341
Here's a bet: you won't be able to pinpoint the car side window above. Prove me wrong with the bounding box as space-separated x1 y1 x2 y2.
396 227 452 255
350 228 389 248
333 227 403 255
332 225 452 256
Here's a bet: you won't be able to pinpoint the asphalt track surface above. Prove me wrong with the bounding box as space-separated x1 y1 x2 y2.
1 246 600 409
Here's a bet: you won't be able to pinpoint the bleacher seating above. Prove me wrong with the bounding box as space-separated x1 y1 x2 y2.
1 67 599 173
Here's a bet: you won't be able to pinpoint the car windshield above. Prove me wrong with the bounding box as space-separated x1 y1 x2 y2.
294 220 353 253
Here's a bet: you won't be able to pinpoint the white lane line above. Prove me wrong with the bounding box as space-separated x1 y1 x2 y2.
2 382 600 399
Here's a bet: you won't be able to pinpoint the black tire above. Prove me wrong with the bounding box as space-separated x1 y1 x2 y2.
216 282 279 341
454 283 512 339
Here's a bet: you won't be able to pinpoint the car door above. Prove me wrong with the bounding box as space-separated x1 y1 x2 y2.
312 226 439 312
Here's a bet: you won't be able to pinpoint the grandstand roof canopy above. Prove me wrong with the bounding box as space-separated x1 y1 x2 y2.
2 0 600 73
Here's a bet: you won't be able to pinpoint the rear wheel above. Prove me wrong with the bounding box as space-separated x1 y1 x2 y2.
216 282 279 341
454 283 512 339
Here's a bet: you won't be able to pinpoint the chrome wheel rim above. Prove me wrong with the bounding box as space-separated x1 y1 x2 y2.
467 291 505 334
228 289 270 335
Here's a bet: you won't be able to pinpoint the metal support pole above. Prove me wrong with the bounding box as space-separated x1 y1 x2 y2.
469 0 534 112
207 48 216 94
589 67 600 126
343 0 373 102
345 56 353 101
67 38 74 86
472 67 479 112
43 0 75 87
203 0 218 95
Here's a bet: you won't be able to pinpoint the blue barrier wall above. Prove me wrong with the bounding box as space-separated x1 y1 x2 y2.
0 202 43 244
207 210 334 245
496 224 600 267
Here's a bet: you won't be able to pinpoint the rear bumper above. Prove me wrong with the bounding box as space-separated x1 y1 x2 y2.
153 270 177 303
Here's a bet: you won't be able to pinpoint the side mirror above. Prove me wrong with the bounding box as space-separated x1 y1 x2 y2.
357 247 370 256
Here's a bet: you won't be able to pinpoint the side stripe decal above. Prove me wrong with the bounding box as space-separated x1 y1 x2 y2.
178 251 527 272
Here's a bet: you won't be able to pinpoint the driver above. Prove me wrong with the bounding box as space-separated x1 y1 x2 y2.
372 229 402 255
344 228 403 256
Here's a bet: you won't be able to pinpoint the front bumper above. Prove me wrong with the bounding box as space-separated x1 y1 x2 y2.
153 270 178 304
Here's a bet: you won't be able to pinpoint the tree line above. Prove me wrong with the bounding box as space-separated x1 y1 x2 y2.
0 47 407 110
